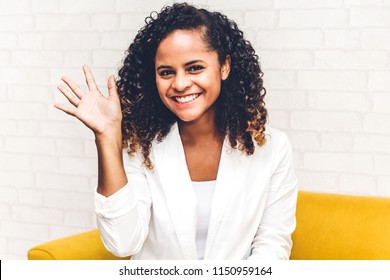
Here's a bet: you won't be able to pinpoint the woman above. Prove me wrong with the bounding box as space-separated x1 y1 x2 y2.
55 3 297 260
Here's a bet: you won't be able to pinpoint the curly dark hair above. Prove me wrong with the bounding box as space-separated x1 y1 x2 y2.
117 2 267 169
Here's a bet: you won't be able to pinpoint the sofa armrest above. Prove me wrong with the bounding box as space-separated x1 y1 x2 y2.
28 229 130 260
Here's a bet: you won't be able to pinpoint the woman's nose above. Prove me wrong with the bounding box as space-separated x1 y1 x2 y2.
172 72 192 92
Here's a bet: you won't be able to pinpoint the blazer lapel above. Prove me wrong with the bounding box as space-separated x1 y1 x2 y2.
204 139 243 259
152 123 198 259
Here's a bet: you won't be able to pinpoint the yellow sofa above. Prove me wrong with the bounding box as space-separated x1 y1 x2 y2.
28 191 390 260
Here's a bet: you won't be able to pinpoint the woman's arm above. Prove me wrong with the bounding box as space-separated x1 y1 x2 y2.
55 65 127 196
55 65 151 257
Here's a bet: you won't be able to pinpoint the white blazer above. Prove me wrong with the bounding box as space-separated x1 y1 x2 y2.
95 123 298 260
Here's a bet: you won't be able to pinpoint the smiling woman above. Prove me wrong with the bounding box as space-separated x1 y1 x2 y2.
54 3 297 260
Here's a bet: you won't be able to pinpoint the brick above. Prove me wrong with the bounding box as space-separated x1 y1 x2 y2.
245 10 277 28
324 29 360 49
0 33 18 49
32 155 58 172
264 70 296 89
0 102 46 120
353 134 390 153
345 0 382 6
0 170 34 188
58 157 97 175
362 29 390 49
0 0 31 14
292 151 304 169
18 189 44 206
304 152 374 173
44 190 94 210
92 14 120 31
368 71 390 91
0 204 11 219
0 51 10 66
12 205 63 225
17 120 42 136
339 174 377 195
267 110 290 130
18 33 44 50
116 0 174 12
378 177 390 197
307 91 370 111
207 0 273 10
373 93 390 113
0 154 31 171
314 50 388 70
11 50 64 68
36 15 91 31
321 132 353 152
36 172 90 192
8 85 52 103
56 139 84 156
84 140 97 157
350 8 390 27
298 71 367 91
49 225 92 240
0 68 49 85
291 111 361 132
260 50 313 70
93 50 124 67
32 0 58 13
5 137 56 155
119 13 155 31
64 51 93 67
375 155 390 175
0 16 34 31
258 30 323 49
59 0 115 13
363 113 390 134
41 121 94 140
287 131 321 151
65 210 93 228
274 0 343 8
0 120 17 135
101 31 135 50
296 171 338 193
280 10 348 28
266 90 307 110
1 221 50 240
44 32 101 50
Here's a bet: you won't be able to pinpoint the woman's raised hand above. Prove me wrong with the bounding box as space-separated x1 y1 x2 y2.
54 65 122 139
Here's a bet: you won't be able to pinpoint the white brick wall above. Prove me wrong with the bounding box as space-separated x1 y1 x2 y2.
0 0 389 259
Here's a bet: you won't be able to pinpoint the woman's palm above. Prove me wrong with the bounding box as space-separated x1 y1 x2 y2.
55 65 122 136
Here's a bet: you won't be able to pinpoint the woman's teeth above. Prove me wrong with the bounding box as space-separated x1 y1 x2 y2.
174 94 200 104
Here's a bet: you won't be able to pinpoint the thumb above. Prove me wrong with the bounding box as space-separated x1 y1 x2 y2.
107 75 119 101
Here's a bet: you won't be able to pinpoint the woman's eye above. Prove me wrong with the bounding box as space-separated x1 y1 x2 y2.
188 65 204 73
159 70 174 77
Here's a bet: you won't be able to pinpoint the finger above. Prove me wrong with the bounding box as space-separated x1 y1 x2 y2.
57 85 80 107
61 76 85 99
82 65 99 91
107 75 119 101
54 103 77 116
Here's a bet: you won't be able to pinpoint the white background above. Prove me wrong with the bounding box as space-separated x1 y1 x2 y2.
0 0 389 259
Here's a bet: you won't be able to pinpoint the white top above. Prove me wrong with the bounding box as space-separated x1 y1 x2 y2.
192 180 216 260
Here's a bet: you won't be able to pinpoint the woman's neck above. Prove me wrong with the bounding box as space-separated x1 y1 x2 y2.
178 111 224 145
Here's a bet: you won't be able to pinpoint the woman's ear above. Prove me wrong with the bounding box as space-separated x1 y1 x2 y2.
221 55 231 81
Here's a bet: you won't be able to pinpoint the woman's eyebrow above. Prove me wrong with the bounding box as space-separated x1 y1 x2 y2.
156 60 204 71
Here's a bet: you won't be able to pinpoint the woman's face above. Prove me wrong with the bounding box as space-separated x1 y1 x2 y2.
155 29 230 124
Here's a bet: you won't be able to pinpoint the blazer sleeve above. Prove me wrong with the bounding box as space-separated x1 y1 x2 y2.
248 132 298 260
94 150 152 257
